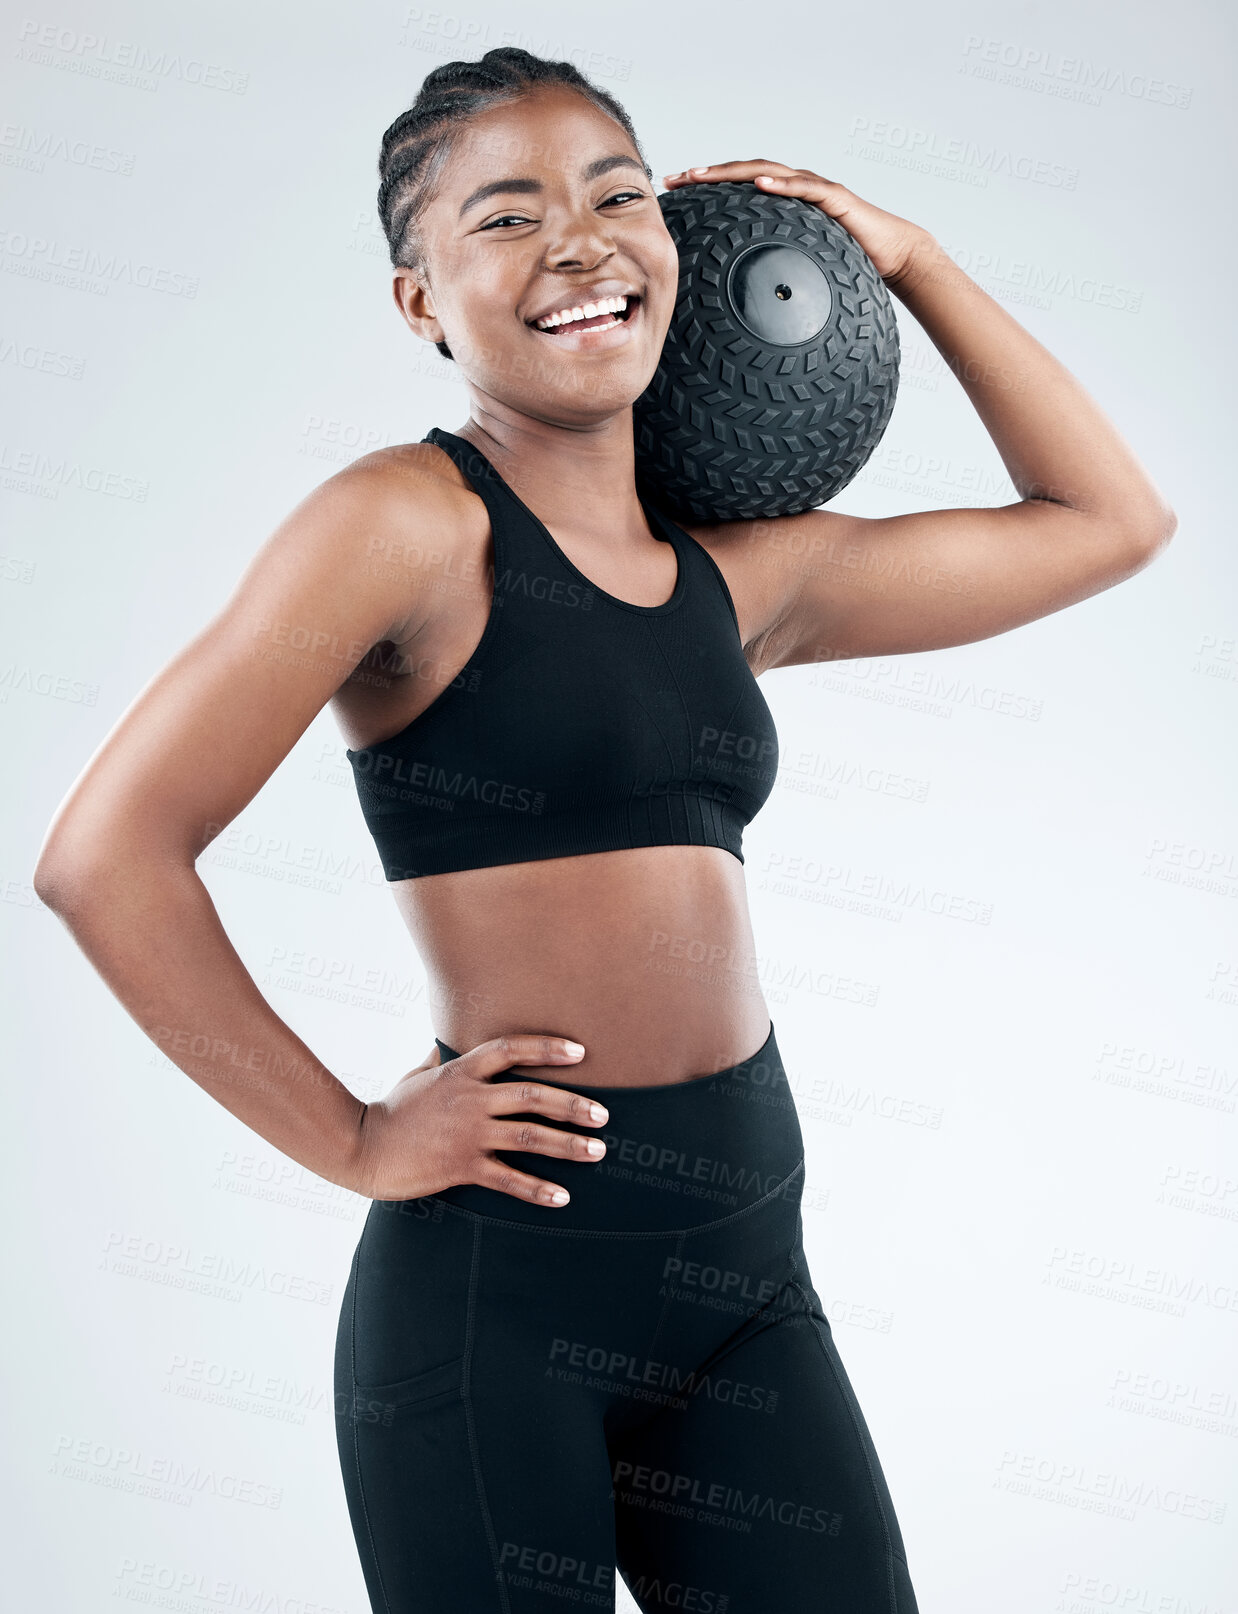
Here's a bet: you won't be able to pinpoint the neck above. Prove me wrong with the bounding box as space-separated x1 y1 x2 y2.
451 402 652 544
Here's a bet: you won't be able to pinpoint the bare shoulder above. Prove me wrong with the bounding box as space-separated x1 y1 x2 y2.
673 506 863 675
321 438 473 520
342 438 471 496
312 439 487 644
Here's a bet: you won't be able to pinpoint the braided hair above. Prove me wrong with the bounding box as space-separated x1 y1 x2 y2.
377 47 652 360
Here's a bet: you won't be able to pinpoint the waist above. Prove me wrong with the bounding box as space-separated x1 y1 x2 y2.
429 1019 804 1233
399 845 770 1087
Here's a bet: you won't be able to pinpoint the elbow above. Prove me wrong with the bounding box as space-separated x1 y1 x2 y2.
1144 503 1178 550
32 836 64 908
1141 483 1178 541
1118 502 1178 569
32 852 94 915
35 823 193 913
32 823 116 914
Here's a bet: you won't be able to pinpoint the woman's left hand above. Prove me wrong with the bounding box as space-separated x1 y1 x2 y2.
662 159 932 287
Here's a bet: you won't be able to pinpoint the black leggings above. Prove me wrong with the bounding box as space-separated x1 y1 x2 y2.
334 1021 920 1612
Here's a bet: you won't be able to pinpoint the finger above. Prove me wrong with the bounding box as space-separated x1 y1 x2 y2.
664 159 799 186
751 171 839 202
445 1033 586 1080
705 158 796 173
486 1117 608 1164
687 160 797 175
473 1157 572 1208
486 1079 609 1128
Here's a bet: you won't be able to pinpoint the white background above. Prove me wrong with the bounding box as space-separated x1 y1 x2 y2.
3 0 1234 1608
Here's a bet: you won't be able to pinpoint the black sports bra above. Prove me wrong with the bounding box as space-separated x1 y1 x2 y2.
345 427 779 881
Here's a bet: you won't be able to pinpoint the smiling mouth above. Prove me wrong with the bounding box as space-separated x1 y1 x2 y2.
528 295 641 336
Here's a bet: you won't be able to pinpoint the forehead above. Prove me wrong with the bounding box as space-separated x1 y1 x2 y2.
438 86 636 191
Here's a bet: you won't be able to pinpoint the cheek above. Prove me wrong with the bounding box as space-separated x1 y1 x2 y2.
431 243 512 319
438 291 509 359
452 263 533 335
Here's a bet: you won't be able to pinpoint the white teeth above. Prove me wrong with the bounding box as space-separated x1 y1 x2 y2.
534 294 630 330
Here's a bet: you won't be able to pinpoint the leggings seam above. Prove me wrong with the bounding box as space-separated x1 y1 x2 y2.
425 1156 806 1242
348 1236 393 1614
794 1278 901 1612
462 1220 512 1613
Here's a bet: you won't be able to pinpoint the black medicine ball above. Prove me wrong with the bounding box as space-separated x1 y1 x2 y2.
633 180 900 523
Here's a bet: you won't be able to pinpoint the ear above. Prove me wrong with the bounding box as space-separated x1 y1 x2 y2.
392 268 445 347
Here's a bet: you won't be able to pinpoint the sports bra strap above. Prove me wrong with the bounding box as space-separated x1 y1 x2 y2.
422 425 520 570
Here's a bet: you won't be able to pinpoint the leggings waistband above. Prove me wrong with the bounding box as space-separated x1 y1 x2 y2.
428 1020 804 1233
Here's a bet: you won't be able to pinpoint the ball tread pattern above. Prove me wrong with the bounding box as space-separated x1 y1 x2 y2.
635 182 899 521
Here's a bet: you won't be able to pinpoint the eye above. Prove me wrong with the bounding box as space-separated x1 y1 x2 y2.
480 190 647 230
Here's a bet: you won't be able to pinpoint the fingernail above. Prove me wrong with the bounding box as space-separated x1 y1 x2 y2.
589 1102 609 1123
563 1041 585 1056
585 1139 605 1157
691 165 709 174
549 1189 569 1205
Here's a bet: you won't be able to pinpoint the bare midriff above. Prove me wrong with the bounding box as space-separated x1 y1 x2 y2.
390 844 772 1089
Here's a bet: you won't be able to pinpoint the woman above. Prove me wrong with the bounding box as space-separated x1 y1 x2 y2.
34 45 1175 1614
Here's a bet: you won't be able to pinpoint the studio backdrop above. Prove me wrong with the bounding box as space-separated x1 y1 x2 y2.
3 1 1233 1609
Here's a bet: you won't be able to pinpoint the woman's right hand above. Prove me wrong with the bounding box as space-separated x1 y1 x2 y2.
348 1034 609 1207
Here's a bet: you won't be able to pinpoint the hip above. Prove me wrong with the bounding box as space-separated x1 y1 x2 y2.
339 1023 817 1437
430 1017 802 1233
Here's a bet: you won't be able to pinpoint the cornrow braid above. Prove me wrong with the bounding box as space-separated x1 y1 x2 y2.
377 47 652 360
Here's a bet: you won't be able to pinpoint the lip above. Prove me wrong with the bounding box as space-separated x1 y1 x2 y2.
526 293 642 352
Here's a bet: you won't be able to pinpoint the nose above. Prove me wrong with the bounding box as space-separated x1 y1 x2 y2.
540 206 618 272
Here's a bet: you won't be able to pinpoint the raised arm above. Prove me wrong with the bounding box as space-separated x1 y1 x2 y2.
663 161 1177 670
31 458 439 1190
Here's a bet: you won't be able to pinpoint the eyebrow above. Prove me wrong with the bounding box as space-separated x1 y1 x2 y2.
457 154 649 220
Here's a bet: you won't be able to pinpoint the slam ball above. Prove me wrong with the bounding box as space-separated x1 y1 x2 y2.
633 180 900 522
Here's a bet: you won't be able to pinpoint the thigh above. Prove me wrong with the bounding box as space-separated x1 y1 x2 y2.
334 1200 623 1613
611 1271 919 1613
334 1200 490 1610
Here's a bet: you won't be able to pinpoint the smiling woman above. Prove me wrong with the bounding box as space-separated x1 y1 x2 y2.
308 51 931 1611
